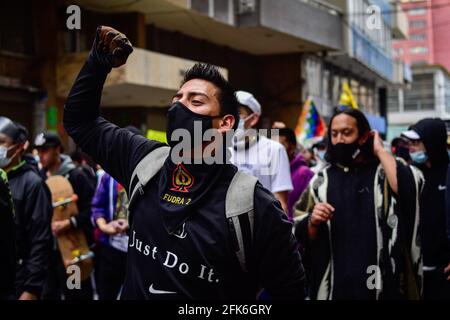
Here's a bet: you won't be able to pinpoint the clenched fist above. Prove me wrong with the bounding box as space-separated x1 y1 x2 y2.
310 202 335 227
90 26 133 68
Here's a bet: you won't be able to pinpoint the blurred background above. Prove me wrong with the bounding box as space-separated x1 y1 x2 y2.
1 0 450 151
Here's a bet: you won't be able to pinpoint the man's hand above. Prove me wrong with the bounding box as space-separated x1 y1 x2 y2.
91 26 133 68
371 130 399 194
18 291 38 300
310 202 335 227
97 217 128 235
52 219 71 236
444 262 450 280
115 218 129 233
308 202 334 241
371 130 386 157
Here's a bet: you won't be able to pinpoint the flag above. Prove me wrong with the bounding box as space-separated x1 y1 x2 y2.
294 97 327 145
339 82 358 109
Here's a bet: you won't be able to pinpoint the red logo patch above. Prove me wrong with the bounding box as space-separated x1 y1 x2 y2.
170 163 194 193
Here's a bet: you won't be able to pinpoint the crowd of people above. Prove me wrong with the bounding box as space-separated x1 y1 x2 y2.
0 25 449 300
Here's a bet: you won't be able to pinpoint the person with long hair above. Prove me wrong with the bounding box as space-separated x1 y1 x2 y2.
293 108 424 300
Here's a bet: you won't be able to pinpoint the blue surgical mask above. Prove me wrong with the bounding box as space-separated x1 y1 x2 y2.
410 150 428 164
317 150 326 161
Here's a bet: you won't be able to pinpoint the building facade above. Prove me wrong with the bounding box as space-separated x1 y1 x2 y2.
0 0 406 148
389 0 450 140
393 0 450 71
388 65 450 140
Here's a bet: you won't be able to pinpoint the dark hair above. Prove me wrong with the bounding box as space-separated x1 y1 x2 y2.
278 128 297 146
327 108 371 142
13 122 28 144
391 137 408 148
71 147 95 168
326 108 373 163
182 63 239 130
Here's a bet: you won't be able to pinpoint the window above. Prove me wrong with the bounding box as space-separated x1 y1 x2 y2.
404 73 435 111
410 20 426 29
411 60 428 66
388 89 400 112
410 33 426 41
445 76 450 113
408 8 426 16
410 46 428 54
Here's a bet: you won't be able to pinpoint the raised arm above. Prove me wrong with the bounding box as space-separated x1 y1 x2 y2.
63 26 164 188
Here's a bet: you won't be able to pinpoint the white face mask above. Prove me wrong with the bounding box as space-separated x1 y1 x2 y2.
235 114 254 140
238 114 252 130
0 145 16 168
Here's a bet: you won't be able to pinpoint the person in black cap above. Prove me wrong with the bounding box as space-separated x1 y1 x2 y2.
0 116 52 300
34 132 96 300
391 136 411 163
0 168 15 299
402 118 450 299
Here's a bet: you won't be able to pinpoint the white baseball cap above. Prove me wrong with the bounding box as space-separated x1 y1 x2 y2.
235 91 262 115
401 129 421 140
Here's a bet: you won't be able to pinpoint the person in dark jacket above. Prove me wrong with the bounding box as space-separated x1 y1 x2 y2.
0 168 15 299
277 128 314 219
63 26 306 300
402 118 450 299
91 172 129 300
0 117 52 300
293 108 424 300
35 132 96 300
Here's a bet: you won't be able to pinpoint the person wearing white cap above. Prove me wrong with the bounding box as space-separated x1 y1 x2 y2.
401 118 450 299
230 90 293 213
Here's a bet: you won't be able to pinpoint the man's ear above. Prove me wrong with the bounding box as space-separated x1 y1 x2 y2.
358 130 371 145
217 114 235 134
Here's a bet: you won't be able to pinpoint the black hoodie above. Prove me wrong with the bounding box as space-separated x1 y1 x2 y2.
410 118 450 267
7 154 52 297
0 169 15 299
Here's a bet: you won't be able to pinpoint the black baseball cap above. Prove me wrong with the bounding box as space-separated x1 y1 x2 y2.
34 132 62 149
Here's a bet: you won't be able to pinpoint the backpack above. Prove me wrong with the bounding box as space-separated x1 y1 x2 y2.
128 146 258 272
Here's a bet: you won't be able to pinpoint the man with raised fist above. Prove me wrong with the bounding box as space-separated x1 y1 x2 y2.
64 26 306 300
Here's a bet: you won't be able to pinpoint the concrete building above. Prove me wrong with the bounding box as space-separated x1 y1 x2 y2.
389 0 450 140
0 0 407 148
388 64 450 139
307 0 408 136
393 0 450 71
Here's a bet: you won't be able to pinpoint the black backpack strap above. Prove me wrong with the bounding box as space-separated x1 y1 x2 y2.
225 171 258 272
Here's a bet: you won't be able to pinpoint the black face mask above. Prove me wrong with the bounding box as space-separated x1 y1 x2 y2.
330 141 361 166
166 101 221 149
